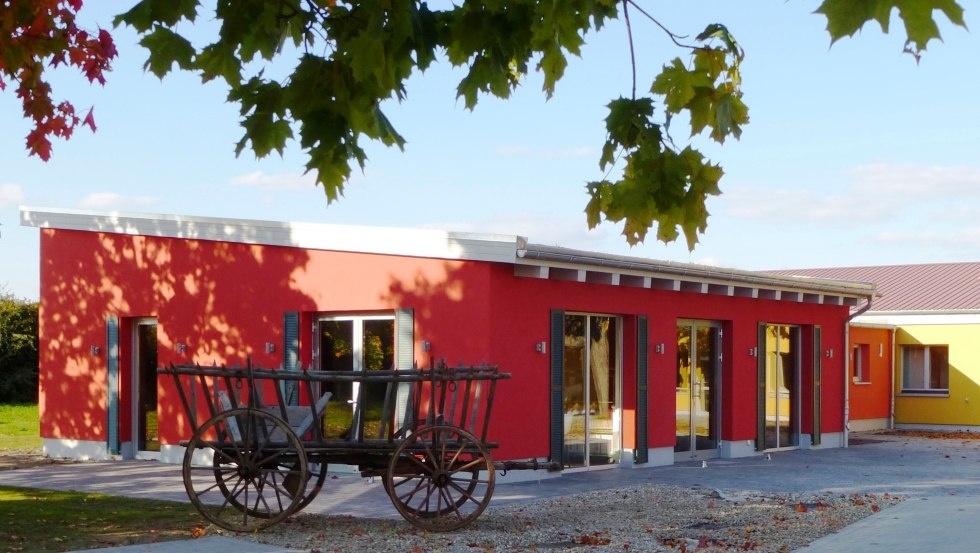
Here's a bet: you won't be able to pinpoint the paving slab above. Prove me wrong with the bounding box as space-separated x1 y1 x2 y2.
2 432 979 552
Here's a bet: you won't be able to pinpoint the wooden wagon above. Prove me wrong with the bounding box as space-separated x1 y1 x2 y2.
160 360 552 532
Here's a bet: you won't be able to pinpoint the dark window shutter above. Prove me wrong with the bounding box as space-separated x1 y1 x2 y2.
812 325 822 446
756 322 767 452
549 310 565 467
106 316 120 456
282 312 300 405
635 316 649 464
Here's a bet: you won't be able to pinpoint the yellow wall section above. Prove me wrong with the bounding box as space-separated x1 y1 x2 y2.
894 324 980 426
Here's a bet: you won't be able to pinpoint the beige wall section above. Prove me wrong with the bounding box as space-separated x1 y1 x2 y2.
893 324 980 426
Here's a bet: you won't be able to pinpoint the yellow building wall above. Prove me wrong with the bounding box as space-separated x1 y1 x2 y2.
894 324 980 427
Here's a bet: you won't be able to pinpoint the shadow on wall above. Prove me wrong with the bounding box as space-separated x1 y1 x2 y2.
39 220 316 447
381 261 546 460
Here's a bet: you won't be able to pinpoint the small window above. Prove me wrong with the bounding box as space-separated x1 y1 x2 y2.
852 344 871 383
901 345 949 394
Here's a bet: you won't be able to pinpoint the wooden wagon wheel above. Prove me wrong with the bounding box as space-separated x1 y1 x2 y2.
182 407 308 532
384 424 495 531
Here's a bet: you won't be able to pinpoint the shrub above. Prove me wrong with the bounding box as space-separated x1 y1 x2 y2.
0 293 39 402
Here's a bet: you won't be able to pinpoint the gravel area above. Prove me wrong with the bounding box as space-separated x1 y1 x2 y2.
230 483 902 553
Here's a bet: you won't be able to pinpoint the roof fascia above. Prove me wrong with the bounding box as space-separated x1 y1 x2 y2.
517 243 875 302
19 206 525 264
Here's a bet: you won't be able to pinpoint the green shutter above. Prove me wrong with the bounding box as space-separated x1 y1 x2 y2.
549 310 565 467
395 309 414 429
635 316 649 464
756 322 767 452
812 325 822 446
106 316 120 456
282 312 300 405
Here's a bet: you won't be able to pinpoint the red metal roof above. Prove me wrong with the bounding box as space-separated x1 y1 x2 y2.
766 262 980 312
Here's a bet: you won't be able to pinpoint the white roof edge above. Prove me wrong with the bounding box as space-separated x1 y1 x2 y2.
19 206 525 264
855 311 980 326
519 243 875 299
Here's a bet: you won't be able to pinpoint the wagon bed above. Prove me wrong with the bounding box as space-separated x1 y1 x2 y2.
160 360 552 532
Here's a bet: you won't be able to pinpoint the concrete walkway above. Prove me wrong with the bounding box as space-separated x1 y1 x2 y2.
3 432 979 552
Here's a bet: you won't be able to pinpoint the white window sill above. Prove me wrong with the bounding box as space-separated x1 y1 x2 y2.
899 391 950 398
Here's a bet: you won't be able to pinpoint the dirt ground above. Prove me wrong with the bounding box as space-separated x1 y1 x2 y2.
0 447 76 471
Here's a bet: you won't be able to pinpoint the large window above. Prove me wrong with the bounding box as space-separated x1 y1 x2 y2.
901 345 949 394
316 315 395 439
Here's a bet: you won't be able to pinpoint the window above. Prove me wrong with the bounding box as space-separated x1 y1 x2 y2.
852 344 871 383
901 345 949 394
316 315 395 439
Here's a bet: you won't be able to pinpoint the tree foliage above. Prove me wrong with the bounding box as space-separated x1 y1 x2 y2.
0 293 39 403
0 0 117 160
4 1 966 248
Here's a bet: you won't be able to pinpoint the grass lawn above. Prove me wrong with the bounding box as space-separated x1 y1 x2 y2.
0 404 208 550
0 486 206 552
0 403 41 451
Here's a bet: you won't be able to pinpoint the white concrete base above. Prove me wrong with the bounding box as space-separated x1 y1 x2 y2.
160 444 186 465
896 423 980 433
849 418 890 432
43 438 114 461
720 439 757 458
809 432 843 449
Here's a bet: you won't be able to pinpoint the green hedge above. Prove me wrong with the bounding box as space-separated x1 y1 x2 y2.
0 294 39 402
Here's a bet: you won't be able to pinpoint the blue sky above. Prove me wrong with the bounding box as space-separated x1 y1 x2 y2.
3 2 979 300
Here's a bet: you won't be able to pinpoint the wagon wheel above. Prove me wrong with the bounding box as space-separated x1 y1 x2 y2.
182 407 308 532
384 424 495 531
286 461 328 512
213 456 326 516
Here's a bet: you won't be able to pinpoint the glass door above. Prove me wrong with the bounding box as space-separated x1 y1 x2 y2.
561 314 621 469
675 322 720 459
316 316 394 440
764 325 800 450
133 319 158 454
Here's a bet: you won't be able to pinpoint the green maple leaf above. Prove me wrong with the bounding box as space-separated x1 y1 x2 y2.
651 59 696 114
114 0 198 32
194 43 243 85
349 31 386 86
815 0 966 53
139 26 194 79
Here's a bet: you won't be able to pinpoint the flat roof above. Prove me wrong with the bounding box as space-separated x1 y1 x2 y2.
21 206 875 306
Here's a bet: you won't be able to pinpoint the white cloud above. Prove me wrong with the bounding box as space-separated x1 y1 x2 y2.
229 171 316 191
874 227 980 250
78 193 159 210
721 162 980 226
0 184 25 208
850 163 980 198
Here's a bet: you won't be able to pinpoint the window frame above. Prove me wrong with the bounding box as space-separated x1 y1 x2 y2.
900 344 949 395
852 343 871 384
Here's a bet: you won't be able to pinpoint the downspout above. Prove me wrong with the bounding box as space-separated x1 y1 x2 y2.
889 328 896 430
843 295 875 447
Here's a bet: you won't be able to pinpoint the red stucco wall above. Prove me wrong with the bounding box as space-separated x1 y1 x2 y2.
38 228 854 460
848 325 893 422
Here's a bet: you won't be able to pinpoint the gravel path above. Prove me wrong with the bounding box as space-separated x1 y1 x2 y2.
232 482 900 552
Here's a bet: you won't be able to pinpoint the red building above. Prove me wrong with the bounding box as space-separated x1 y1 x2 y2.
22 207 875 472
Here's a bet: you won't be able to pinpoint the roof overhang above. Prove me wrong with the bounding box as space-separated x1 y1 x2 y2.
21 206 875 307
20 206 525 264
516 244 875 307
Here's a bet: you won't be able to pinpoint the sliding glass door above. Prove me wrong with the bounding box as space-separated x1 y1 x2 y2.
561 314 621 469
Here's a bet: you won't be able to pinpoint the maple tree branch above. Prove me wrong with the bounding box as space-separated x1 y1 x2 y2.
626 0 695 49
622 0 637 100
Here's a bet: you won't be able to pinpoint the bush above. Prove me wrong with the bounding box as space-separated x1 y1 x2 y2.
0 293 39 402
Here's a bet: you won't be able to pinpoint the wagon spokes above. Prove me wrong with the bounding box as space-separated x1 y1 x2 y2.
384 424 495 531
181 408 308 532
